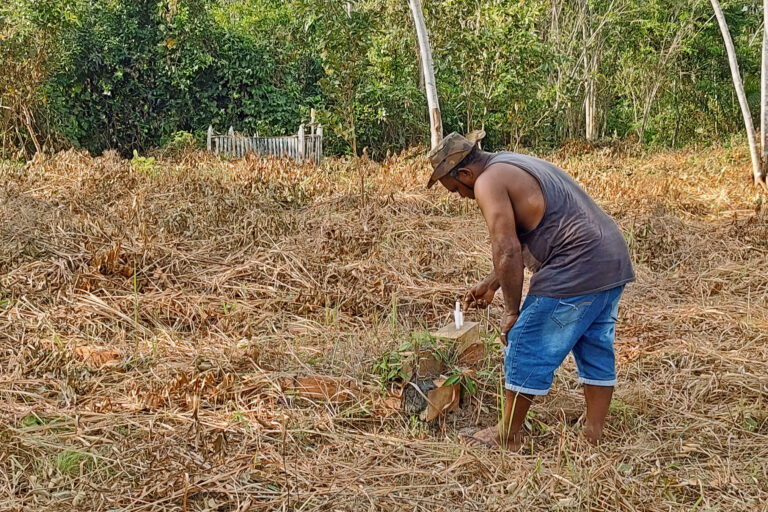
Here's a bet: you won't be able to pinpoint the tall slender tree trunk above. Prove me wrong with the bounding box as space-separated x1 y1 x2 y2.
672 77 681 147
584 70 597 141
583 21 598 142
409 0 443 149
760 0 768 186
711 0 763 188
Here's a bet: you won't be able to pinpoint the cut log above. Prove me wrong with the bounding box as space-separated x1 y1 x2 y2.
432 321 484 366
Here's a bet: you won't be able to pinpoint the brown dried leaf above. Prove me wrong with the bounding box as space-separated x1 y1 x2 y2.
74 346 121 367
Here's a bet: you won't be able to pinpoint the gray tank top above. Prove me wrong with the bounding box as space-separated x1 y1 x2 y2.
486 152 634 298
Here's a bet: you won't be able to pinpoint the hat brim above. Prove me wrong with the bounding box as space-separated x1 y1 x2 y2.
465 129 486 144
427 148 471 188
426 130 486 188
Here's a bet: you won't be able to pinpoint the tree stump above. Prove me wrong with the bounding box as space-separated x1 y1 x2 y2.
432 321 484 366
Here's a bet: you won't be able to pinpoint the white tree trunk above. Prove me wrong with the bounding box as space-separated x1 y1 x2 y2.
761 0 768 185
585 77 596 141
409 0 443 149
711 0 762 186
585 51 598 141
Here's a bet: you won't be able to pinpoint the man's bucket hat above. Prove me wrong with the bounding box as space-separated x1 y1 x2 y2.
426 129 486 188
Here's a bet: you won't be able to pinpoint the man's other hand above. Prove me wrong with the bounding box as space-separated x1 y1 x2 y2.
500 311 519 346
463 282 496 311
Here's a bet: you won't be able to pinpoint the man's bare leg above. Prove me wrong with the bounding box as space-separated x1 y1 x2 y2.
464 390 533 450
583 384 613 444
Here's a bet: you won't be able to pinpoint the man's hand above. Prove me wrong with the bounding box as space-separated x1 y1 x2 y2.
463 281 497 311
499 311 519 346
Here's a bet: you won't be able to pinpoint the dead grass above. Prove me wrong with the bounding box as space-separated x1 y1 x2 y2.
0 143 767 511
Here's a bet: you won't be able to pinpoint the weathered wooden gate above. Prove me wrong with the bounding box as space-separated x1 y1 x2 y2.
206 123 323 164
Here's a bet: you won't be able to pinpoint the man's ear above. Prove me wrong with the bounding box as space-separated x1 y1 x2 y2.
457 168 473 181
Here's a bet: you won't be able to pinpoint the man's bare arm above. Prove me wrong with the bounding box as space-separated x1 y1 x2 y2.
474 170 523 321
481 271 500 291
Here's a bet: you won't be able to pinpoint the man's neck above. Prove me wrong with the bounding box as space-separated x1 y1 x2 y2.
478 151 493 171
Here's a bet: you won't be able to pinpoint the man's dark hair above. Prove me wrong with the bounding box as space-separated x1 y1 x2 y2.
449 146 479 177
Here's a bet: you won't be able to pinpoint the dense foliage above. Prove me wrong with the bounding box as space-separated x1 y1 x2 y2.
1 0 765 158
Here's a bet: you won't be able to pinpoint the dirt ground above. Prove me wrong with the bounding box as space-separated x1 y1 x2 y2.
1 143 767 511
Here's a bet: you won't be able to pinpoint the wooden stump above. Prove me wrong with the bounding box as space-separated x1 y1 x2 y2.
432 321 484 366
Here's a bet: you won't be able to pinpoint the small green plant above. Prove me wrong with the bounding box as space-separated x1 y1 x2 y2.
443 369 477 395
222 299 237 314
19 414 69 432
55 450 93 476
19 414 44 428
608 397 637 424
409 329 437 350
230 410 252 432
744 413 759 433
47 323 63 351
131 150 158 176
480 328 502 354
161 130 196 151
407 414 429 438
524 410 549 433
324 301 338 327
372 349 407 386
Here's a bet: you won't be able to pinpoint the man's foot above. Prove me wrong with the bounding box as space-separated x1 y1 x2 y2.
459 426 524 451
583 423 604 445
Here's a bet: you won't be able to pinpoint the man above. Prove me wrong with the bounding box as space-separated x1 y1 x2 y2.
427 131 634 449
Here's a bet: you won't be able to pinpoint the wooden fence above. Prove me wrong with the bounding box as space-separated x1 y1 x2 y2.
206 124 323 164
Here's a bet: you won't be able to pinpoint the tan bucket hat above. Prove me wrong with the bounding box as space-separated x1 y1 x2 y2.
426 129 486 188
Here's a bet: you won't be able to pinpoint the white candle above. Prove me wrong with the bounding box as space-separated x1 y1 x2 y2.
454 301 463 329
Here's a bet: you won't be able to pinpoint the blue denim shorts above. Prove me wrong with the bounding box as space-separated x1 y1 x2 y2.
504 285 625 395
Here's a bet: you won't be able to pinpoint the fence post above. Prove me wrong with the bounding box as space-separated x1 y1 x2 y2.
207 126 213 152
317 124 323 164
297 124 305 162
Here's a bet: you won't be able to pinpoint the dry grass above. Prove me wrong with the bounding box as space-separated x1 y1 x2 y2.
0 142 767 511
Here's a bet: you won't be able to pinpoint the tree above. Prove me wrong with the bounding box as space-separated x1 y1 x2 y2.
762 0 768 181
302 0 374 156
711 0 767 190
581 0 622 141
0 0 74 158
408 0 442 149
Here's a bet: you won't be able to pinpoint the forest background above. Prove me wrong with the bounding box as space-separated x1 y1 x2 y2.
1 0 764 159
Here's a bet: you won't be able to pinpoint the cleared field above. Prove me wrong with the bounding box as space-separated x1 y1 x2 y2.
1 144 767 511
